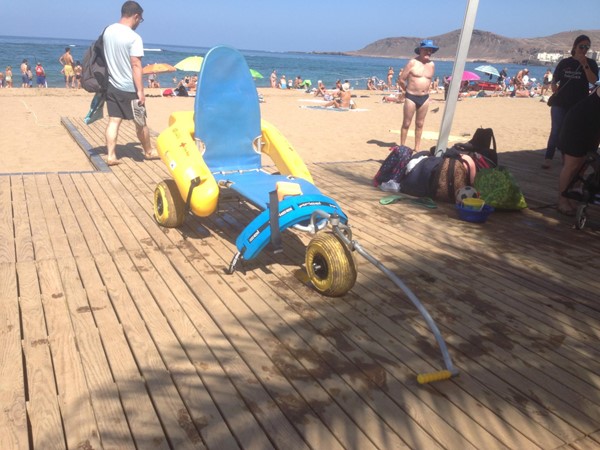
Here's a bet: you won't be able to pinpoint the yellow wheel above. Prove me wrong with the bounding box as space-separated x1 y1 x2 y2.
305 232 357 297
154 179 186 228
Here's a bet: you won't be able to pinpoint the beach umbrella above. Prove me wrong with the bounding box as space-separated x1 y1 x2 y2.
250 69 263 79
175 56 204 72
474 65 500 77
142 63 176 75
448 70 480 81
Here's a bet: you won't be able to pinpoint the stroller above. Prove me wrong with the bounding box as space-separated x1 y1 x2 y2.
563 150 600 230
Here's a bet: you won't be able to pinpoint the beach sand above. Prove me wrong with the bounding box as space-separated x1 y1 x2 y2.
0 87 551 173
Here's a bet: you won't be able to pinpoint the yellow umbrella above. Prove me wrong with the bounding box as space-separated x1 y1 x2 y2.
174 56 204 72
142 63 176 75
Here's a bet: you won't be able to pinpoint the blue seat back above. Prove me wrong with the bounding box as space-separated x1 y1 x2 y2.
194 46 261 173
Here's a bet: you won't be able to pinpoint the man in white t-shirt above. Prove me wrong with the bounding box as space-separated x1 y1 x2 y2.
103 1 158 165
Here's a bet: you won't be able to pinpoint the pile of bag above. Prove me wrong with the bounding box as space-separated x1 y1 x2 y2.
373 128 527 210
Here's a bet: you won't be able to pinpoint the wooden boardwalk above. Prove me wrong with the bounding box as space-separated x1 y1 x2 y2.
1 117 600 449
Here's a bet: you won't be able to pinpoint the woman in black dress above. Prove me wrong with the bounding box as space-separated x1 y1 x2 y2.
557 87 600 215
542 35 598 169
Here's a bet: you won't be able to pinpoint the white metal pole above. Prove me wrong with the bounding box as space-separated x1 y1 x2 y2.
435 0 480 156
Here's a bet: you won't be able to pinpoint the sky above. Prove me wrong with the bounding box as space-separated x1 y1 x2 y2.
0 0 598 52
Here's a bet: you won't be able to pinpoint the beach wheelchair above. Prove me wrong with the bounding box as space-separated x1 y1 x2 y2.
152 46 458 382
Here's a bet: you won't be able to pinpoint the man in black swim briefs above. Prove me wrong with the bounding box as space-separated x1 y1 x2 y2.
398 39 437 151
404 92 429 109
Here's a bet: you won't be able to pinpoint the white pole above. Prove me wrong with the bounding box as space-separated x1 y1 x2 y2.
435 0 480 156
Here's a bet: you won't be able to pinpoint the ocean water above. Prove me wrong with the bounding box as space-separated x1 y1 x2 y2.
0 35 550 89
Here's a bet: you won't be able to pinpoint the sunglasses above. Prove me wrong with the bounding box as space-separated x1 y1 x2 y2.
578 44 590 50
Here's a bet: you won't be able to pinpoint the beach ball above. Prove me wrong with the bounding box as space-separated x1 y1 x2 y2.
456 186 480 203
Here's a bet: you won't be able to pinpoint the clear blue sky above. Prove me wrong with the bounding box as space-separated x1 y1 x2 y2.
1 0 598 52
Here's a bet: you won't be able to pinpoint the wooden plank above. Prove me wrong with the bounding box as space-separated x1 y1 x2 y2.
16 261 65 449
107 251 207 450
75 255 170 449
57 254 136 449
568 431 600 450
36 257 101 450
54 174 110 257
43 174 94 259
22 177 55 262
0 262 29 450
0 177 16 263
10 176 34 262
60 117 110 172
33 175 72 260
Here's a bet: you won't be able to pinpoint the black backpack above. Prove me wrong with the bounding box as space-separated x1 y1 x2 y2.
454 127 498 166
82 29 108 93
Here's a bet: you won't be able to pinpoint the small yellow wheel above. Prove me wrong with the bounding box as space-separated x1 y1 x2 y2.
305 232 357 297
154 179 186 228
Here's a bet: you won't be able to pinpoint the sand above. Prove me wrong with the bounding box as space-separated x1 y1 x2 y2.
0 86 552 173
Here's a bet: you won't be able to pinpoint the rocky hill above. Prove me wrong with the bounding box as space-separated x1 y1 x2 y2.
348 29 600 63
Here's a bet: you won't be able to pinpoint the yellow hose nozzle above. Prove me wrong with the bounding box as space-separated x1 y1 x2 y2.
417 370 456 384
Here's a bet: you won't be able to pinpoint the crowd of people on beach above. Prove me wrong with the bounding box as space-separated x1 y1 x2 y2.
0 59 49 88
0 50 84 89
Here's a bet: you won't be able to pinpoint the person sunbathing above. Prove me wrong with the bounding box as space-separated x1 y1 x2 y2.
314 80 327 97
382 92 405 103
322 85 352 109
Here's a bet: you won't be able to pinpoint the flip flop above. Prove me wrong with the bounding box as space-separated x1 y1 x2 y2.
380 194 407 205
144 150 160 160
410 197 437 209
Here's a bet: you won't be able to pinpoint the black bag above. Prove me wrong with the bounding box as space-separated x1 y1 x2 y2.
373 145 413 186
82 29 108 93
453 127 498 166
546 93 556 107
400 153 443 198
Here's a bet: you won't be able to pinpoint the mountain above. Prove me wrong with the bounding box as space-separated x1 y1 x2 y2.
347 29 600 63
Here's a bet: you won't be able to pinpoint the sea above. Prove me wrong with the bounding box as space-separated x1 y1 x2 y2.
0 35 551 89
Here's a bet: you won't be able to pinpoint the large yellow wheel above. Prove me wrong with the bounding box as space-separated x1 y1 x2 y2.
305 232 357 297
154 179 186 228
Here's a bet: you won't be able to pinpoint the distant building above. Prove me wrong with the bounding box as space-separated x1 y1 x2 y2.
536 52 564 64
536 49 600 63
